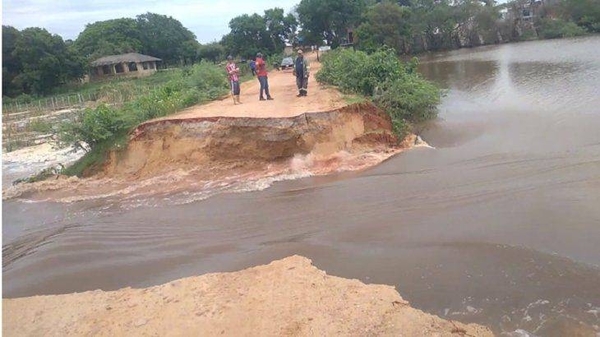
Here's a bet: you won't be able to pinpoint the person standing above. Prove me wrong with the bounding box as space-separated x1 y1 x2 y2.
255 52 273 101
293 49 310 97
226 55 242 105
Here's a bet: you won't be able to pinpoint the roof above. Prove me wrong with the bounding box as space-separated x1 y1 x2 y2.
91 53 162 66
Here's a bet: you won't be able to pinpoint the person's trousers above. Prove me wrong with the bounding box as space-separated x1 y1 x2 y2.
258 76 271 98
296 76 308 94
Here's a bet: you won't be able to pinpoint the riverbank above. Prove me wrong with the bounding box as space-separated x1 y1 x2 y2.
2 52 415 202
2 255 492 336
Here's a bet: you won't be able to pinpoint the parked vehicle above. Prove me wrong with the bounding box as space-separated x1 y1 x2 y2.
318 46 331 53
280 57 294 70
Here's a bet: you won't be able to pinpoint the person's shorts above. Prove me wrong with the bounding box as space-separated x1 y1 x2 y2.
230 80 240 95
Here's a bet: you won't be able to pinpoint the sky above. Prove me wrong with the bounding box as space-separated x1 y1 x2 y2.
2 0 299 43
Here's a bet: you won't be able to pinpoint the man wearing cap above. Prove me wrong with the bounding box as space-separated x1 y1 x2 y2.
226 55 242 104
255 52 273 101
293 49 310 97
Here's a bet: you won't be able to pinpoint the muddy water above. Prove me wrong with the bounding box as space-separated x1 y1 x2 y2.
4 36 600 335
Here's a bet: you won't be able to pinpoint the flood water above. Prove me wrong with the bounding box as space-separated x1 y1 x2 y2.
3 36 600 335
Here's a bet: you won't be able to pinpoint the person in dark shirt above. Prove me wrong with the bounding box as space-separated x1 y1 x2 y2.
293 49 310 97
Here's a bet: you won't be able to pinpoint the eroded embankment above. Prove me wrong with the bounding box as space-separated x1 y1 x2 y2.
3 102 414 205
3 255 493 336
102 102 401 179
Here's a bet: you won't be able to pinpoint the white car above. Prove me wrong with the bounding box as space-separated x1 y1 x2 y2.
318 46 331 53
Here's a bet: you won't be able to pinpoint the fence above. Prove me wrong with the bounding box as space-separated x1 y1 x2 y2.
2 92 99 115
2 84 166 152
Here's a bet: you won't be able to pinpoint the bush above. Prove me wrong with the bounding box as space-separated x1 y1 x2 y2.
28 119 54 133
537 18 587 39
316 47 441 137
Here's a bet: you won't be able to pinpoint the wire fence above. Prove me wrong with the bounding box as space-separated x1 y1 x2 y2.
2 93 99 115
2 84 166 152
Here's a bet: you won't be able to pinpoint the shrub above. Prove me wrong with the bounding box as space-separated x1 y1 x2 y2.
28 119 54 133
374 77 441 134
316 47 441 137
537 18 587 39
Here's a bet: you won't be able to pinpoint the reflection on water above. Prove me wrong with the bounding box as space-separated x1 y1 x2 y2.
4 36 600 335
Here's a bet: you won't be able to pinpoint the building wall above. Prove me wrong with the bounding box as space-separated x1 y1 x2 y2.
91 61 158 81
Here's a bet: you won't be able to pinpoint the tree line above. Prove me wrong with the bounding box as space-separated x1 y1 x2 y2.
3 12 217 98
3 0 599 98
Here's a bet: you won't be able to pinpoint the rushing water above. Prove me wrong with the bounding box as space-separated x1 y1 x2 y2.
3 36 600 336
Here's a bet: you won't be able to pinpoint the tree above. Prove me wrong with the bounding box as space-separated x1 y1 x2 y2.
197 42 225 63
355 2 413 53
74 18 143 60
12 28 85 95
136 12 199 66
222 13 270 58
296 0 366 47
560 0 600 32
3 25 23 97
220 8 297 59
264 8 298 51
409 0 458 51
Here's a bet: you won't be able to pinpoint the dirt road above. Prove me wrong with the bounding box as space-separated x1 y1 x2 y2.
163 52 350 120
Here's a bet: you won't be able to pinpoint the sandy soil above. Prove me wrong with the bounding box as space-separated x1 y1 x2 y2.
157 52 350 121
3 255 492 336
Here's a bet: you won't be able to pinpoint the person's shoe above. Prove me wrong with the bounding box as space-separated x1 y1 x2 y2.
267 96 274 100
296 93 303 97
259 97 266 101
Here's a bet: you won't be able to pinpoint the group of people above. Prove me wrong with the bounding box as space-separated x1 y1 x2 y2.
225 49 310 105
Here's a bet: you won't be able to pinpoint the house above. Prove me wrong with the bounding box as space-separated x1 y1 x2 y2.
90 53 161 80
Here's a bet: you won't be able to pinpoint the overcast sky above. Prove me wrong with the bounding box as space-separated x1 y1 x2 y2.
2 0 299 43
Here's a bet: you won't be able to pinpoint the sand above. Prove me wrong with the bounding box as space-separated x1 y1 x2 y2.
3 255 493 336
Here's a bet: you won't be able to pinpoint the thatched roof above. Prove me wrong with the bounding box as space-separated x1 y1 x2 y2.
91 53 161 66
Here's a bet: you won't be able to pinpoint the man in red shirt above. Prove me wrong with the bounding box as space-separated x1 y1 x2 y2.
255 52 273 101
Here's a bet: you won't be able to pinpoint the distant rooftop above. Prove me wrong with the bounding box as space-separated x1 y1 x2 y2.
91 53 162 66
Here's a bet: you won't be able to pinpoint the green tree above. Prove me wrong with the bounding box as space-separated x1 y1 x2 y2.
197 42 225 63
296 0 366 47
12 27 85 95
264 8 298 51
560 0 600 32
221 13 269 58
2 25 23 97
409 0 458 51
355 2 413 53
74 18 143 60
221 8 297 58
136 12 199 66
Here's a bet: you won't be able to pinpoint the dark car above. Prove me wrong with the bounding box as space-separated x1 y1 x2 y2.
280 57 294 70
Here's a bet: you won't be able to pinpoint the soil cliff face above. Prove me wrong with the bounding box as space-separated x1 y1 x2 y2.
102 102 400 179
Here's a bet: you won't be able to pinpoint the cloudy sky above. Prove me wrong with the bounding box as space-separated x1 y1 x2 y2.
2 0 299 43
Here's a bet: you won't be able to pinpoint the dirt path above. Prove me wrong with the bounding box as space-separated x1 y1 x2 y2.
162 52 349 120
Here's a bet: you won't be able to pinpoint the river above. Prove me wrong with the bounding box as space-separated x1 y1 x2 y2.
3 36 600 336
